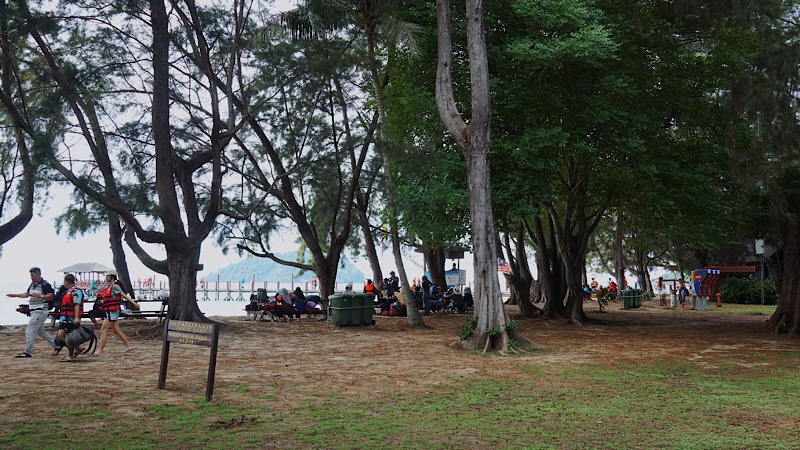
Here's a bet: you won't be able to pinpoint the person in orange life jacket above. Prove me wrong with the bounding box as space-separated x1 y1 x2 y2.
93 270 139 356
56 274 85 362
6 266 57 358
363 279 377 297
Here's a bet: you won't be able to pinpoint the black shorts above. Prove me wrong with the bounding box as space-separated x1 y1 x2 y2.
58 322 78 332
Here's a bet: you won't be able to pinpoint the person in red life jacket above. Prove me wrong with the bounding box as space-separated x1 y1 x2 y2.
608 280 618 293
56 274 85 362
93 270 139 356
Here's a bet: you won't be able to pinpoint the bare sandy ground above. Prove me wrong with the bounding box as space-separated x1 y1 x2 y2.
0 302 796 419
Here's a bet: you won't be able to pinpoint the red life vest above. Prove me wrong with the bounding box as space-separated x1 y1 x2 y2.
364 283 377 295
60 287 84 318
100 283 123 311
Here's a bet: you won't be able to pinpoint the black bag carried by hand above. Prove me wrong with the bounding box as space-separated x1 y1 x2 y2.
16 304 30 316
65 325 97 355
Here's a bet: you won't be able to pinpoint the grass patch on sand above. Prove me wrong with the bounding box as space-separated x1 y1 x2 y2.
2 357 797 450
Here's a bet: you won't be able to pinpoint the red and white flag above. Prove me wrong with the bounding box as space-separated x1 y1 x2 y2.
498 258 511 274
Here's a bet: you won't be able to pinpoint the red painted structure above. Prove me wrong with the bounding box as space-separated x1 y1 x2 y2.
692 266 757 307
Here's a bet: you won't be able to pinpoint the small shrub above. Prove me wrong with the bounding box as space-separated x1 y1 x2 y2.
719 277 777 305
459 315 477 340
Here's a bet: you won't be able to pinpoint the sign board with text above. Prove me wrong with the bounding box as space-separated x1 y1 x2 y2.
445 270 466 287
158 319 220 401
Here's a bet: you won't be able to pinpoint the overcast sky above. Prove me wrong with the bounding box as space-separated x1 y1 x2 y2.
0 185 431 286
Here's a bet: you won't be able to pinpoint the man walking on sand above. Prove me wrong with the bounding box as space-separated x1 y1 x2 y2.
6 267 57 358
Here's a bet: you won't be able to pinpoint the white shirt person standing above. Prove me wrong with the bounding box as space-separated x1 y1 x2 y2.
6 267 57 357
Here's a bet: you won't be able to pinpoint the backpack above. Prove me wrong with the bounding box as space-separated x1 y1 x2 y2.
65 325 97 355
51 285 69 313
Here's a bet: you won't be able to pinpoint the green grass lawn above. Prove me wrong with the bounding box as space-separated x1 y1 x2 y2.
3 354 798 449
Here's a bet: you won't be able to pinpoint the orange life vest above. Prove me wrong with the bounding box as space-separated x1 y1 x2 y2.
100 283 122 311
364 283 377 295
60 287 84 318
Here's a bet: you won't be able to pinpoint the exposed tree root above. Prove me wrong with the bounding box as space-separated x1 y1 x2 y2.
453 329 544 354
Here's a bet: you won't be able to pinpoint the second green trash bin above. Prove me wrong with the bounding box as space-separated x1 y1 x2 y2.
620 288 642 309
329 293 375 327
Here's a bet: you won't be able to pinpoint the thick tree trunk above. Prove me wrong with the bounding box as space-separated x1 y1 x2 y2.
503 224 536 316
165 245 207 322
531 216 567 319
108 215 135 299
459 146 537 350
564 255 588 323
436 0 537 352
768 190 800 335
315 260 338 316
424 246 447 292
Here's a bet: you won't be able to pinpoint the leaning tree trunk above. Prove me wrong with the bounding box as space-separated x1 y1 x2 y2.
366 29 423 328
356 197 383 285
436 0 538 352
108 215 135 299
768 190 800 335
634 248 648 291
0 6 34 247
613 210 625 291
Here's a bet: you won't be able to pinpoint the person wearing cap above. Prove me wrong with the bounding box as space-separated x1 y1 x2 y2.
388 271 399 295
6 267 58 357
94 269 138 356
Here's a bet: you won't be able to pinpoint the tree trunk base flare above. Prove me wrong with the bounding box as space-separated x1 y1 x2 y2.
166 247 212 323
451 330 544 354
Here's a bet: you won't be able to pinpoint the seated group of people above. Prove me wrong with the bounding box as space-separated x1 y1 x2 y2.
367 280 474 316
246 287 323 321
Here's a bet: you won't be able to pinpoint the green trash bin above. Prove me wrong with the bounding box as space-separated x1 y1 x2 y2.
620 288 642 309
351 293 375 325
329 294 353 326
329 293 375 327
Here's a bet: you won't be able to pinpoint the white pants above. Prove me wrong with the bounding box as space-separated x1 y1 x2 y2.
24 309 55 355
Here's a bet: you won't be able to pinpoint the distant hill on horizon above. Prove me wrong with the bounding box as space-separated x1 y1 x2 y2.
201 252 365 283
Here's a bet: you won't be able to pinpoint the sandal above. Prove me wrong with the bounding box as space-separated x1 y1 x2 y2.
52 347 64 356
14 353 32 358
59 358 76 363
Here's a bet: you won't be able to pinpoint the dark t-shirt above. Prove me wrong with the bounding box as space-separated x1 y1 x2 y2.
422 280 432 297
389 277 399 293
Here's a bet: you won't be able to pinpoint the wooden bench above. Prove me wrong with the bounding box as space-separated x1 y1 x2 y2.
121 299 168 322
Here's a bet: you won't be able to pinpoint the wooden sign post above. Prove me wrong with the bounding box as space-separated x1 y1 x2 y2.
158 319 221 401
